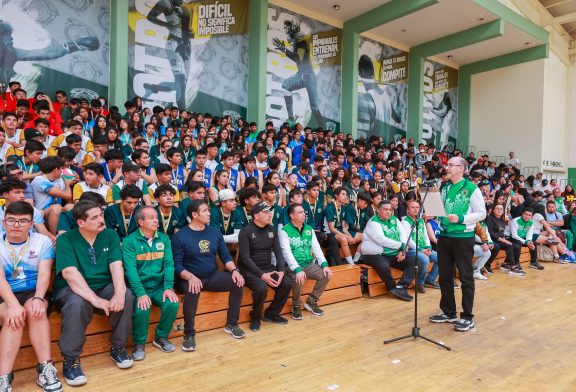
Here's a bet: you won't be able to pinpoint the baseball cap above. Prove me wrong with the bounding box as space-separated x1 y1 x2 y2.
251 202 271 216
24 128 42 141
219 189 236 202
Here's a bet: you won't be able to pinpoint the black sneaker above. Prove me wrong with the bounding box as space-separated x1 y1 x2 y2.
0 374 12 392
529 261 545 270
454 319 475 332
304 299 324 316
509 266 526 276
417 284 426 294
153 337 176 353
249 318 261 332
262 314 289 324
429 313 457 324
424 281 440 289
292 306 302 320
36 361 63 392
182 334 197 352
499 263 511 271
224 324 246 339
389 286 413 301
62 358 87 386
110 346 133 369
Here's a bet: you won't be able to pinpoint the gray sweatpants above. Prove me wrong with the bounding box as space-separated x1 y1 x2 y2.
54 283 134 360
286 263 330 307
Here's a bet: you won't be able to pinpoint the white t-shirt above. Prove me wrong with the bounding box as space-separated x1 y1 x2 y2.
532 213 545 235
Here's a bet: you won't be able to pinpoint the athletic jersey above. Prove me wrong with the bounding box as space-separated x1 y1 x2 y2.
16 159 39 176
72 181 110 202
5 130 23 154
324 202 346 233
30 175 65 209
0 232 54 293
171 166 186 191
227 168 239 191
295 172 309 190
101 163 117 182
49 132 94 155
0 142 16 164
242 169 259 185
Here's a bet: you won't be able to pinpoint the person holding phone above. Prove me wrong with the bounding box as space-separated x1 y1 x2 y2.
238 202 291 332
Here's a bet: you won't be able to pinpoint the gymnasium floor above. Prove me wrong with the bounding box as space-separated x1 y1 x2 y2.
13 263 576 391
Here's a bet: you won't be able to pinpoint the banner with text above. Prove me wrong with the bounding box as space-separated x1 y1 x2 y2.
266 5 342 131
128 0 249 119
422 60 458 150
0 0 109 99
357 37 408 143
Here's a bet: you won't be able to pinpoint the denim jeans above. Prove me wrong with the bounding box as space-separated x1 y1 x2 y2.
473 245 491 271
406 249 439 285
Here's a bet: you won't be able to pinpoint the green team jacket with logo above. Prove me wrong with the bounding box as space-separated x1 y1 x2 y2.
439 178 486 238
122 229 174 298
280 223 328 272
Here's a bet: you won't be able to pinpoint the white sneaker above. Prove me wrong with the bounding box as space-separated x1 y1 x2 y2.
473 271 487 280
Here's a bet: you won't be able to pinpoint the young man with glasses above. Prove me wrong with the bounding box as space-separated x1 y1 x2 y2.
0 201 63 392
53 201 135 386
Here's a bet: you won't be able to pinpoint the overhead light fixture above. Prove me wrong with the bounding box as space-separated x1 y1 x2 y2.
524 41 530 46
478 17 485 22
447 55 454 59
401 29 407 33
332 4 341 11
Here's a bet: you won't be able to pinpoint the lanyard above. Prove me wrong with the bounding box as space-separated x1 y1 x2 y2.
221 208 231 233
335 202 342 227
120 205 133 234
6 237 30 279
161 209 172 233
243 207 252 223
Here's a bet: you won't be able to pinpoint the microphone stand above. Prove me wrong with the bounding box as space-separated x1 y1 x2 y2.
383 185 451 351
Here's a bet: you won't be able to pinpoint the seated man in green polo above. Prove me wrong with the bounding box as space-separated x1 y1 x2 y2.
280 203 333 320
123 207 180 361
104 185 142 240
53 201 134 387
57 192 107 235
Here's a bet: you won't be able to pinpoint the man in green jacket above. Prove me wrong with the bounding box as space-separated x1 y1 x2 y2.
123 207 180 361
280 203 333 320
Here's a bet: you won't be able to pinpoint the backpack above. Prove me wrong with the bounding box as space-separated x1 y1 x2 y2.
536 244 554 262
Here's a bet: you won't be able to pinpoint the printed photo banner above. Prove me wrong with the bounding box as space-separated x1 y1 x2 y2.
266 5 342 132
422 60 458 150
0 0 110 99
128 0 249 119
357 36 408 143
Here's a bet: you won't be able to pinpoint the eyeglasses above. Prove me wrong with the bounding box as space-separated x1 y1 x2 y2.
88 246 97 265
5 218 32 227
446 164 463 168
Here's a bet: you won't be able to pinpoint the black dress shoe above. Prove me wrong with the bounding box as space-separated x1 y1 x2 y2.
249 318 261 332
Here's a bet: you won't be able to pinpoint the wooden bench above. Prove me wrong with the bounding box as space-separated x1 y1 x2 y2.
358 247 532 298
12 265 361 371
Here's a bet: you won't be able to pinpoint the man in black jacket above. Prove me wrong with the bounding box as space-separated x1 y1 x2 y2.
238 202 292 332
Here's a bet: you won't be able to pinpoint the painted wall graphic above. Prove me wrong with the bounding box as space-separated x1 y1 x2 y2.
357 37 408 143
0 0 110 99
423 60 458 150
129 0 249 119
267 5 342 131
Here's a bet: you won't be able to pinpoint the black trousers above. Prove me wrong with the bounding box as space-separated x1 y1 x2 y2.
176 271 243 336
486 242 500 270
509 238 537 263
54 284 134 360
437 236 475 320
241 266 291 319
498 240 521 266
362 254 415 290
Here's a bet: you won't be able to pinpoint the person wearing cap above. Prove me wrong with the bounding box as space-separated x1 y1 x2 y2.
209 189 244 244
280 203 332 319
238 202 291 331
172 199 246 350
107 162 151 206
236 187 261 228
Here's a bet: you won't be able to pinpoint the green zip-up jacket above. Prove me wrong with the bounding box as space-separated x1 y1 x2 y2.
440 178 486 238
122 229 174 298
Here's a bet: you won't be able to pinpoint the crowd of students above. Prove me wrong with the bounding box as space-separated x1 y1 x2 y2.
1 81 576 392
